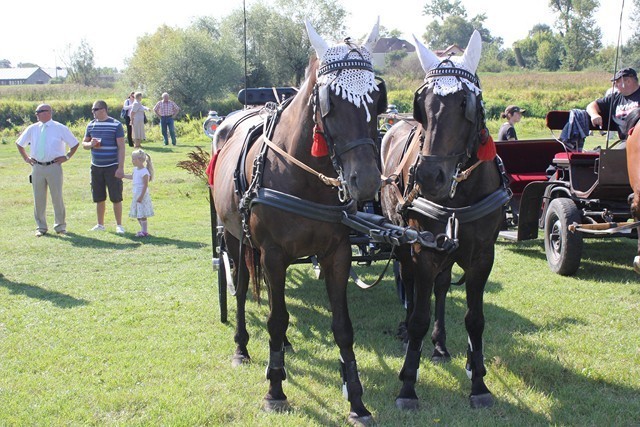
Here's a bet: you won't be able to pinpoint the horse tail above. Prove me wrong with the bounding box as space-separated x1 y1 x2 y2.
244 246 262 303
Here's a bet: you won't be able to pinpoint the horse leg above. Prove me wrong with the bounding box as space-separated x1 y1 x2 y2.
463 262 494 409
261 248 291 412
431 268 452 363
225 233 252 367
396 254 434 411
320 248 372 425
632 192 640 274
395 248 415 346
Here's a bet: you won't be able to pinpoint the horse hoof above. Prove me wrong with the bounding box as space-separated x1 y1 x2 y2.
634 256 640 274
469 393 494 409
262 398 290 413
431 348 451 364
347 413 373 426
395 397 419 410
231 354 250 368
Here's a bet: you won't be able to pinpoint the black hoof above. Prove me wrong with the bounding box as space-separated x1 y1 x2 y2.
262 398 290 413
231 354 250 368
431 349 451 364
347 412 373 426
395 397 419 410
469 392 494 409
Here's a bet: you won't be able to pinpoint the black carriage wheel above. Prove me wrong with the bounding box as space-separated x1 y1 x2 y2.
544 198 583 276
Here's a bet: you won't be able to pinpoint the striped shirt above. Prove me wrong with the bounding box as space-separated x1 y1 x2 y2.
153 100 180 117
84 117 124 167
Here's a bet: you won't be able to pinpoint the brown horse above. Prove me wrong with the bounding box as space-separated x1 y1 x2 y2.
212 21 384 424
625 108 640 273
380 31 510 409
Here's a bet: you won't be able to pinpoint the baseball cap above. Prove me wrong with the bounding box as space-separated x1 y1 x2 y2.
611 67 637 81
505 105 526 115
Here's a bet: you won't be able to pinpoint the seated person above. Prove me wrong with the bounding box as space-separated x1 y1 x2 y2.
586 67 640 143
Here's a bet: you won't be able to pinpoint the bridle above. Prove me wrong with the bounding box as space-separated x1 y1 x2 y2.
308 40 386 201
413 60 487 198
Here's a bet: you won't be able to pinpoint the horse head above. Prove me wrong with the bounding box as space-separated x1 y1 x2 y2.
305 20 385 202
411 30 484 201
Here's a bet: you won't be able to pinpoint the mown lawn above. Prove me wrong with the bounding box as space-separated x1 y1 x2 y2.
0 124 639 426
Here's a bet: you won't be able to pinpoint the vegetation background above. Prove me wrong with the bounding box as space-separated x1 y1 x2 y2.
0 67 639 425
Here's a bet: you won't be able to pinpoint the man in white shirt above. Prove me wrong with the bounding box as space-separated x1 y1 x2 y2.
16 104 79 236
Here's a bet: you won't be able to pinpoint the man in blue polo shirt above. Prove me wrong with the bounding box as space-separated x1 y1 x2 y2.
82 100 126 234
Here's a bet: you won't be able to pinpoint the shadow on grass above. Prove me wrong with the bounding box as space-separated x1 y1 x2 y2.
62 232 203 250
0 273 88 308
499 237 639 282
228 262 640 425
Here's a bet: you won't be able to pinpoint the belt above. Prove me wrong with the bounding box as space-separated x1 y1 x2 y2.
31 158 56 166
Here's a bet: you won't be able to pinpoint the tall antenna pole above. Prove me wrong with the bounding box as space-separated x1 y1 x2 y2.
243 0 248 108
606 0 626 148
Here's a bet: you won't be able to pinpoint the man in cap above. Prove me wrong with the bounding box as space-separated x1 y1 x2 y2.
587 67 640 140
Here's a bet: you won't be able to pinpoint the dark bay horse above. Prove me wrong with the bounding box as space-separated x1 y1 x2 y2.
212 21 384 424
380 31 510 409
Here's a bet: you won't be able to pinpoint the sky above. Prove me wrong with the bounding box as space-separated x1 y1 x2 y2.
1 0 630 70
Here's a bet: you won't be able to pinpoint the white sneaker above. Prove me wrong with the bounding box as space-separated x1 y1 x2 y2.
116 225 125 234
91 224 106 231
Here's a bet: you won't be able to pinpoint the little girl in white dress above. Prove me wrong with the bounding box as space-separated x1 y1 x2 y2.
124 149 154 237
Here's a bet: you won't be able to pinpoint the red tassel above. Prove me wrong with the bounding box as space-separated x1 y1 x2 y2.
311 126 329 157
206 149 220 186
477 128 496 161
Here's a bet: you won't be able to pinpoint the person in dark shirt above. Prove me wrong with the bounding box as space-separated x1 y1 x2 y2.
587 67 640 140
497 105 525 141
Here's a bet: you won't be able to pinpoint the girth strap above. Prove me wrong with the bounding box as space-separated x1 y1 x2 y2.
408 188 511 224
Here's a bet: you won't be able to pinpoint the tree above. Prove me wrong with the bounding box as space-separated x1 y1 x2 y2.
64 39 98 86
549 0 602 70
513 24 562 70
421 0 501 49
125 23 241 114
0 59 10 68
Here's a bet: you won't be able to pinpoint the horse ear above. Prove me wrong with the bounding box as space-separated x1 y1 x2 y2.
361 17 380 52
461 30 482 74
412 34 440 74
305 20 329 61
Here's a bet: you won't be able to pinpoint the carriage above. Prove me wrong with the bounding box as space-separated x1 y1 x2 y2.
496 110 637 275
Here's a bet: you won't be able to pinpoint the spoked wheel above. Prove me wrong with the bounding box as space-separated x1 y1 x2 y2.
544 198 583 275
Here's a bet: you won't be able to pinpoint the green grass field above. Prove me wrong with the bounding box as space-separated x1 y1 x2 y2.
1 103 639 425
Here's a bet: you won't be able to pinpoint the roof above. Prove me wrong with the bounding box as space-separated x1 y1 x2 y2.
434 44 464 58
373 37 416 54
0 67 51 80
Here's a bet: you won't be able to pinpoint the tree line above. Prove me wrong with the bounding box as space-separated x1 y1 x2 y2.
1 0 638 117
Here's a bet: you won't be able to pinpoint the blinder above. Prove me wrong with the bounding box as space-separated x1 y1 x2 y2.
376 77 388 116
412 83 428 123
465 90 477 123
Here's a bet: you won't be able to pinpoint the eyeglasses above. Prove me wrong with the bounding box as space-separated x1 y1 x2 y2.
35 110 50 114
91 107 104 112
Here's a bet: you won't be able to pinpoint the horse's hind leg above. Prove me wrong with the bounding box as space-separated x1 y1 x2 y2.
321 249 372 424
431 269 452 363
226 233 251 367
261 249 291 412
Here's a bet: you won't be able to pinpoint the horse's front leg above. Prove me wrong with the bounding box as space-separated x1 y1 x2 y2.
463 256 495 409
320 243 372 425
431 268 452 363
396 250 436 411
225 233 252 367
260 247 291 412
